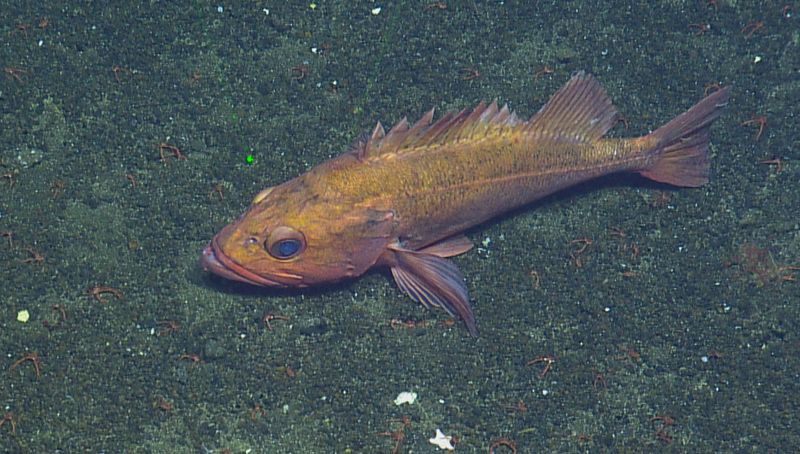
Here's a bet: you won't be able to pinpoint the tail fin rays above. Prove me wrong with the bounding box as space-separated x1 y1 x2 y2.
639 87 731 187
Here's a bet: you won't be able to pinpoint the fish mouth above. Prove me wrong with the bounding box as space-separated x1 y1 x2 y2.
199 237 285 287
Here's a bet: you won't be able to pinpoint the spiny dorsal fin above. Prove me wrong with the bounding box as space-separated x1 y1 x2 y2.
358 101 522 159
354 71 617 160
352 121 385 160
525 71 618 143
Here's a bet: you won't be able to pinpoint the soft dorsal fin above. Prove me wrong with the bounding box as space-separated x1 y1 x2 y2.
525 71 619 143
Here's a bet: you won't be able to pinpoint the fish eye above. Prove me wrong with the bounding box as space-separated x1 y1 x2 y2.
266 226 306 260
274 239 301 258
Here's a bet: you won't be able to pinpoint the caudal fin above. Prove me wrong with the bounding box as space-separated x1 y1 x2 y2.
638 87 730 187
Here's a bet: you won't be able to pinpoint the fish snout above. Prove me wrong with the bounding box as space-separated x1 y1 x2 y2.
200 243 245 283
199 242 285 287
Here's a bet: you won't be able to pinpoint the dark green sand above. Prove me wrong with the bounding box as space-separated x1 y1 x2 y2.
1 2 798 452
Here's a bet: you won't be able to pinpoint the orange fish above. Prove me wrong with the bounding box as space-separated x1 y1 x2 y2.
200 72 729 336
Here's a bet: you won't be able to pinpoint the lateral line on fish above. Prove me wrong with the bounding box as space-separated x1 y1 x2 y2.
363 155 644 203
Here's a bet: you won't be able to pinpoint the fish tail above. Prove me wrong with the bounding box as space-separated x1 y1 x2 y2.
638 87 731 187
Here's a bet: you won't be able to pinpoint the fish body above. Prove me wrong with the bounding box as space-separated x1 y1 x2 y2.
200 72 730 336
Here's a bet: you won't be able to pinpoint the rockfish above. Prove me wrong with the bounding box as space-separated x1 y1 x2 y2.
200 72 729 336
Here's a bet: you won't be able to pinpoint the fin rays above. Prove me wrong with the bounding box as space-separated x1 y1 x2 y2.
385 244 478 336
525 70 618 143
357 101 522 160
355 71 618 161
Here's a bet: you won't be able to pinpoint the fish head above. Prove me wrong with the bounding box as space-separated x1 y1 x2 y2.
200 178 396 288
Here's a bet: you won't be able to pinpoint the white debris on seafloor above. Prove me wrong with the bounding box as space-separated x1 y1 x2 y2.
17 309 30 323
429 428 455 451
393 391 417 405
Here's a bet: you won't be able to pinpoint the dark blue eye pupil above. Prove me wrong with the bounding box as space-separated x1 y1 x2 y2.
276 239 300 258
266 227 305 259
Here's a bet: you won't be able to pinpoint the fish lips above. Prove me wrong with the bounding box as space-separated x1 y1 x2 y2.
199 237 285 287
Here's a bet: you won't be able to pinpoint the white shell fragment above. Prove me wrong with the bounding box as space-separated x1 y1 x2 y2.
429 429 455 450
393 391 417 405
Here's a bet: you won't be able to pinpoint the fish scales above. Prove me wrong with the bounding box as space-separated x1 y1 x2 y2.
344 135 641 249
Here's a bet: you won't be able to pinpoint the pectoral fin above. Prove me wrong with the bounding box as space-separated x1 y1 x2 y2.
417 234 474 257
383 244 477 336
